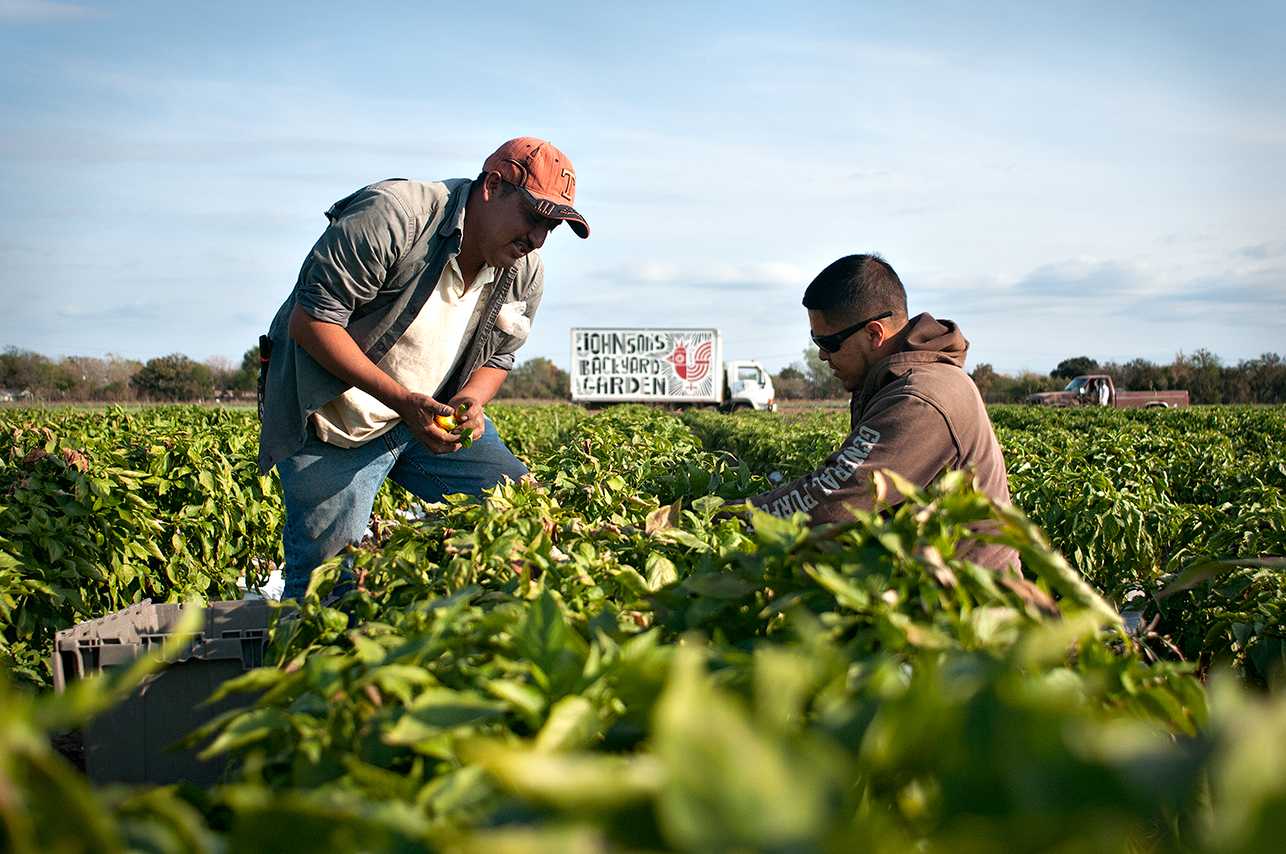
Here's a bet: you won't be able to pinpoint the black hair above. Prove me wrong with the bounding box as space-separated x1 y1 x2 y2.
801 254 907 321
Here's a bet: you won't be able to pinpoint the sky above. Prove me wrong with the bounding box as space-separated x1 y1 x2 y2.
1 0 1283 375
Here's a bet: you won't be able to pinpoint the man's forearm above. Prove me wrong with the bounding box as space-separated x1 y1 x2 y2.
750 394 954 523
288 304 410 410
453 367 509 406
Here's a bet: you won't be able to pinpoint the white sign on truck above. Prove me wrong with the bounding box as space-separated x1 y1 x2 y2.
571 327 722 403
570 327 777 411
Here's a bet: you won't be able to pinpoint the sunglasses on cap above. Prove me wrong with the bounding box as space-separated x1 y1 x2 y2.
810 310 894 354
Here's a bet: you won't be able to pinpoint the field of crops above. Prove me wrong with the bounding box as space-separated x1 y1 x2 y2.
2 403 1284 852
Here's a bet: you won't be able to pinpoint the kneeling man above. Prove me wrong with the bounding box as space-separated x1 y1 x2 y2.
748 254 1016 571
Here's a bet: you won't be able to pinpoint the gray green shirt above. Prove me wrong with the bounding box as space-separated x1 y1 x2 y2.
257 177 543 473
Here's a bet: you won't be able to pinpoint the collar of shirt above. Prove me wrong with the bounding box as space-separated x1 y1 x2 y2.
444 256 497 301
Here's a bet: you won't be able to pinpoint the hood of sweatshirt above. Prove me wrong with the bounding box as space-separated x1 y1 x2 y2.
855 313 969 413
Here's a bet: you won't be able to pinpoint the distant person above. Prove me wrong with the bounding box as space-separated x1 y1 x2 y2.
746 254 1017 571
1097 377 1111 406
257 138 590 599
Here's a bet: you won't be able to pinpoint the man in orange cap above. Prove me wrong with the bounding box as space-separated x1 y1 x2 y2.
257 138 589 599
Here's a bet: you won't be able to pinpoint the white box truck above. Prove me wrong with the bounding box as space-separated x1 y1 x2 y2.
570 327 777 411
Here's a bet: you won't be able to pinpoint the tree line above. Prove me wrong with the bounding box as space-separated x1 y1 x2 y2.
0 348 261 402
3 345 1283 405
0 346 571 403
770 348 1286 405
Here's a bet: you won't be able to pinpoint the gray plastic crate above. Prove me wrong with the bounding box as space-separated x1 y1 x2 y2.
52 599 273 786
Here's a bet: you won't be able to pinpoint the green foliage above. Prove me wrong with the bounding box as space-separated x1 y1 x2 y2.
130 354 216 402
0 404 584 687
494 357 571 399
217 345 261 393
801 347 847 398
685 405 1286 687
769 364 812 400
971 364 1064 403
1052 355 1100 379
1 403 1284 852
0 408 283 683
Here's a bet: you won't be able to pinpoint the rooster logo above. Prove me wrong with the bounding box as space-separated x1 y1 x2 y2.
666 338 713 383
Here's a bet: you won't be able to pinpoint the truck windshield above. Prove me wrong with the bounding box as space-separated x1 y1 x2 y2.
1065 377 1088 392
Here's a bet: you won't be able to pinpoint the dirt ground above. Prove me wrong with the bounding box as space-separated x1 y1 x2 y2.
776 399 849 414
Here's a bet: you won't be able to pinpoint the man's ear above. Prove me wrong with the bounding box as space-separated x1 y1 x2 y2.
480 171 503 202
867 320 889 349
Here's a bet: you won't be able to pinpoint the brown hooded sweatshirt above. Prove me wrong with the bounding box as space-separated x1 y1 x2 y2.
749 313 1017 571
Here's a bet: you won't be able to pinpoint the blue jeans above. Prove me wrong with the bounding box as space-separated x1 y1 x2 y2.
276 417 527 600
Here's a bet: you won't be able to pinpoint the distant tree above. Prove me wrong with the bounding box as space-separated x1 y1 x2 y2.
1051 356 1100 380
99 380 135 402
802 347 846 398
60 355 106 399
771 364 811 400
205 356 238 391
970 363 998 400
1243 353 1286 403
101 355 142 401
1011 371 1064 399
1104 357 1165 392
495 357 570 399
47 361 79 399
0 347 59 394
969 365 1062 403
1171 349 1223 404
229 345 261 392
1220 365 1253 405
130 354 215 401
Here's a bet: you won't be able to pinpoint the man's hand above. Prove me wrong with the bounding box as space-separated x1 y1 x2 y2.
713 500 756 522
448 396 486 442
394 393 465 453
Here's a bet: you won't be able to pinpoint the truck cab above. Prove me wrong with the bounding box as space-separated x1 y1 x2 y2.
1026 374 1189 408
723 360 777 412
1066 374 1114 406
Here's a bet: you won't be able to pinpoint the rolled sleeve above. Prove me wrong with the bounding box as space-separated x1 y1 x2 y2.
294 188 413 327
484 351 517 371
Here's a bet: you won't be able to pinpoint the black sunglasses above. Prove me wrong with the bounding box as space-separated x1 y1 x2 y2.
810 310 894 354
501 180 563 229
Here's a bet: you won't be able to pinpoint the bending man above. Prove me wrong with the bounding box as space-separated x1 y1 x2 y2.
258 138 589 599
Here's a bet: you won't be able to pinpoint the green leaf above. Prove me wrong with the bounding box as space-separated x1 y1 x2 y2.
534 695 600 752
199 706 294 759
644 554 679 592
1157 557 1286 600
383 689 505 746
469 743 662 810
515 592 589 699
653 645 837 850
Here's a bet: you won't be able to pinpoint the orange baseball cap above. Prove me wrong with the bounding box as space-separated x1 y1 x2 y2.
482 137 589 238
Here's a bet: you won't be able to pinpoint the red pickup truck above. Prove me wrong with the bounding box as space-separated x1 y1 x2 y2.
1025 374 1190 408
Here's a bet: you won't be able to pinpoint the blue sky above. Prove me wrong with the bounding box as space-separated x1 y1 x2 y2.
1 0 1283 374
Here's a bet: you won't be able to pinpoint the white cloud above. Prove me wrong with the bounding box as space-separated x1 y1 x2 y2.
0 0 97 20
590 260 807 290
